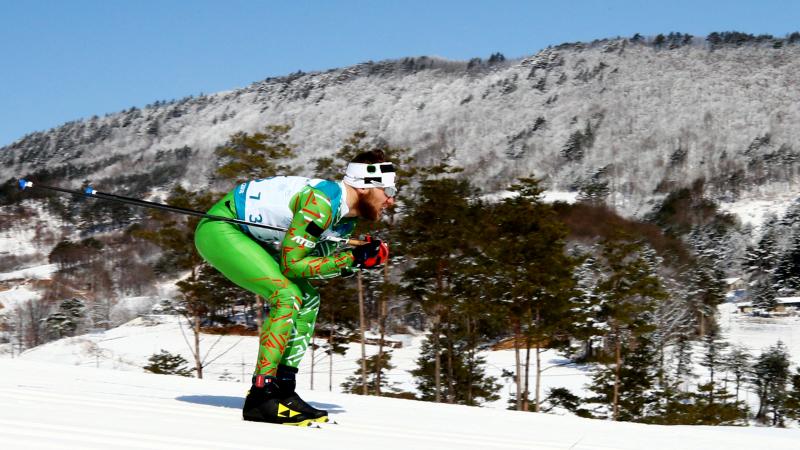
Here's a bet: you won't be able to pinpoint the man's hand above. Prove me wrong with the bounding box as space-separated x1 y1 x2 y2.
352 237 389 269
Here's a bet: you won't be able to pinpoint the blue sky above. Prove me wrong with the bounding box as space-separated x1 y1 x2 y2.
1 0 798 146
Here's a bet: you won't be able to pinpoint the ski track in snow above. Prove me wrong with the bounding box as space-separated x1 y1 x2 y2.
2 359 799 450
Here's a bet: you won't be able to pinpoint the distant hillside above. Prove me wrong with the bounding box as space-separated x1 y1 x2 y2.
4 32 800 218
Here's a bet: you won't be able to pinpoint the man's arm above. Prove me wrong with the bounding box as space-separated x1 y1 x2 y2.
279 186 354 279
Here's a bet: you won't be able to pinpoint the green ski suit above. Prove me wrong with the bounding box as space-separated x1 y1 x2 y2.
194 176 357 376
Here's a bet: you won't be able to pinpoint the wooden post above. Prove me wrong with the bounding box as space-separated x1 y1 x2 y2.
358 272 368 395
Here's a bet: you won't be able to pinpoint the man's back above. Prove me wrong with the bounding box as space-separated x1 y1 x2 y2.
233 176 347 247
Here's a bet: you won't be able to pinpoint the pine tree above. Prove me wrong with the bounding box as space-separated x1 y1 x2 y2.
744 226 779 311
751 341 791 426
410 332 500 406
682 381 748 425
686 257 726 335
785 368 800 424
214 124 296 183
750 278 778 311
646 376 693 425
449 256 506 406
744 226 777 278
774 229 800 293
723 345 752 404
541 387 591 417
586 334 661 421
568 252 604 362
341 351 398 396
311 130 415 395
44 297 86 339
592 234 667 420
175 263 250 324
673 334 694 388
484 177 579 411
699 324 729 404
399 170 479 403
143 350 194 377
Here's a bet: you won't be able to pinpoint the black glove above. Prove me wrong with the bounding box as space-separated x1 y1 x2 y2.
352 237 389 269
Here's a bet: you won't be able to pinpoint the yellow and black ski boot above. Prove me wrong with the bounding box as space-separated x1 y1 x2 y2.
277 365 330 423
243 375 317 426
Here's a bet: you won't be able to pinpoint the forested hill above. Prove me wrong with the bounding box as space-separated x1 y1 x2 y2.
3 31 800 217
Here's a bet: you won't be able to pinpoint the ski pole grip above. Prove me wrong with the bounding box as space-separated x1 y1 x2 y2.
18 179 32 190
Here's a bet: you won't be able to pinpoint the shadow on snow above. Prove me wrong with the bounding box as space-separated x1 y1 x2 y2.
175 395 345 414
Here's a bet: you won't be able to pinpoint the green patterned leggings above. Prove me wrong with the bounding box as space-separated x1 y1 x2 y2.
194 192 319 376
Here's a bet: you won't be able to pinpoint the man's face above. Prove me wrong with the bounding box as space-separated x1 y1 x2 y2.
357 187 395 221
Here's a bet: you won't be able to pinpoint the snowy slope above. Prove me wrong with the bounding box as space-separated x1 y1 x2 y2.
2 358 799 450
12 303 800 418
11 315 594 409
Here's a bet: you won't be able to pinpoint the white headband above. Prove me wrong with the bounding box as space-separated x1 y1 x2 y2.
343 162 396 189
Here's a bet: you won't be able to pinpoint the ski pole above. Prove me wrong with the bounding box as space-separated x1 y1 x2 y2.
17 179 367 246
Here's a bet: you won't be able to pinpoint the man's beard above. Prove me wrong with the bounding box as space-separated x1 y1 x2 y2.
357 191 381 221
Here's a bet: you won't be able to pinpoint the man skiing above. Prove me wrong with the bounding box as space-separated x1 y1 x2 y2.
194 149 395 426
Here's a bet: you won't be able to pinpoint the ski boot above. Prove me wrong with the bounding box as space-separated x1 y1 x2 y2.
276 364 330 423
242 375 318 426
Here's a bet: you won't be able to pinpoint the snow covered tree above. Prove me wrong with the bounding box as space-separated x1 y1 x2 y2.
744 224 780 310
786 368 800 424
214 124 296 184
744 225 778 278
560 122 595 162
44 297 86 340
685 257 726 335
723 345 752 404
698 324 729 403
774 229 800 293
673 334 694 386
751 341 791 426
591 235 667 421
567 249 612 364
750 278 779 311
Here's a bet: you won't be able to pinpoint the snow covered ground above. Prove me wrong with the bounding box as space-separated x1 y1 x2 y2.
719 302 800 356
4 260 800 448
0 263 57 282
717 192 800 233
6 301 800 413
7 313 593 409
2 357 799 450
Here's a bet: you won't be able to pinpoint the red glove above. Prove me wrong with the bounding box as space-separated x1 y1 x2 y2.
352 236 389 269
